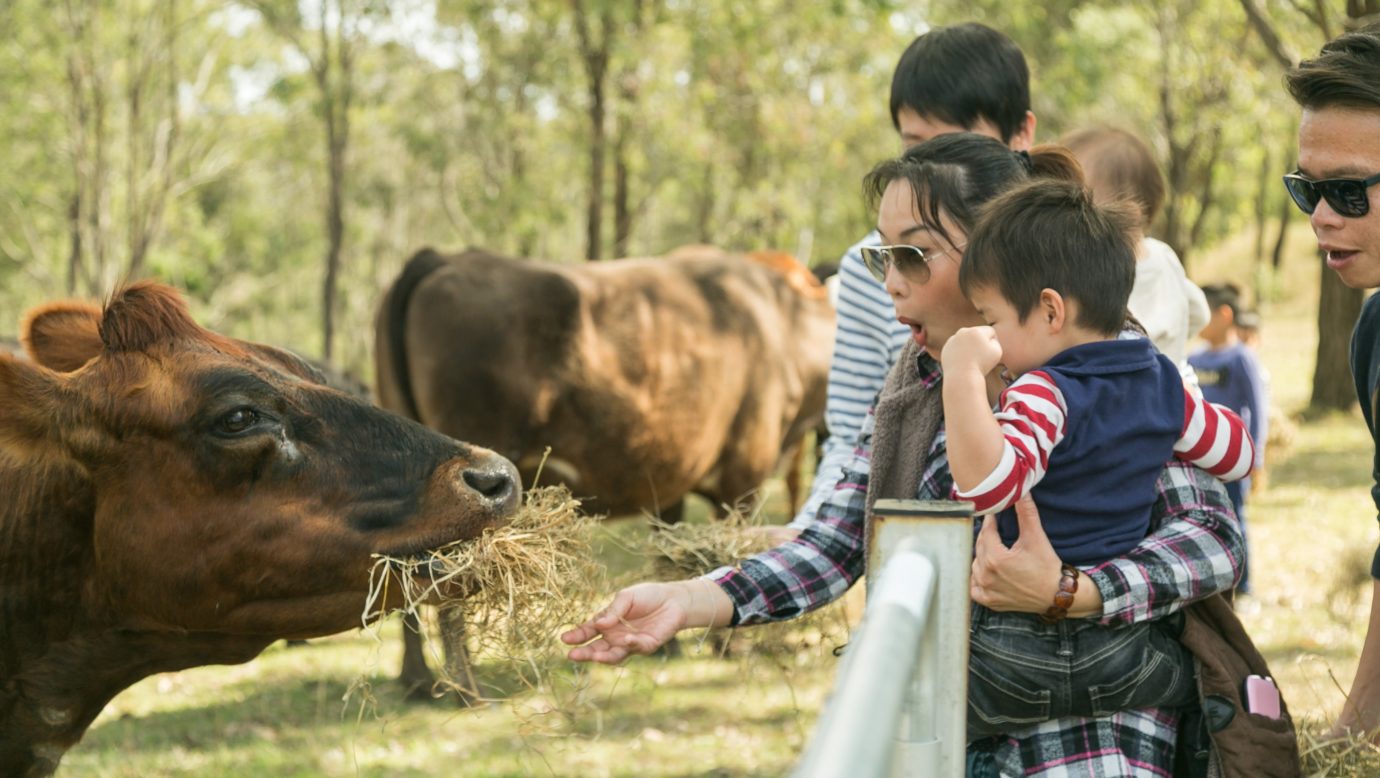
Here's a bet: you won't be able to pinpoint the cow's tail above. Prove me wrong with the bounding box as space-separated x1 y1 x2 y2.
382 248 450 422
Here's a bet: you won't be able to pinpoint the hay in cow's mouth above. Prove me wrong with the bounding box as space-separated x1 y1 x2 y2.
361 485 604 706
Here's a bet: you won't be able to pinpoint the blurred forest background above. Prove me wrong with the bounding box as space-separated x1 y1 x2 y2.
0 0 1372 397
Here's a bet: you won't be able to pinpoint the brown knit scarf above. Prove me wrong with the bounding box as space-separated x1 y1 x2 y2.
865 338 945 553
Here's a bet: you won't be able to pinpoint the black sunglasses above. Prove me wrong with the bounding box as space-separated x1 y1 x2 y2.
1282 171 1380 218
859 243 965 283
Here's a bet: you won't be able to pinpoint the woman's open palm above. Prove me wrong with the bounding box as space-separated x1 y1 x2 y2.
561 583 691 664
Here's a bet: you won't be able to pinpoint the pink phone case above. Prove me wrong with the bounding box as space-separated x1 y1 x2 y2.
1244 674 1281 719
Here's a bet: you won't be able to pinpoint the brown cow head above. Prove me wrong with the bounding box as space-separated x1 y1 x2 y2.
1 282 520 639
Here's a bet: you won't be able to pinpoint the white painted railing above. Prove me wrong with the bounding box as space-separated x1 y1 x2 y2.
794 500 974 778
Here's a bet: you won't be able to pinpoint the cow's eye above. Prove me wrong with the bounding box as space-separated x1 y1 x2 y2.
216 407 259 435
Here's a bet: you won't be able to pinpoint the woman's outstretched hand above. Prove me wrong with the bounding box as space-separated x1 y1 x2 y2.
561 579 733 665
970 494 1102 618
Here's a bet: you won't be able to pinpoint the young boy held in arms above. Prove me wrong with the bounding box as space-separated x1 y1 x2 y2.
941 179 1256 735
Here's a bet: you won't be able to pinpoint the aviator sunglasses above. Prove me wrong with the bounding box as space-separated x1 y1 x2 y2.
859 243 966 283
1282 171 1380 218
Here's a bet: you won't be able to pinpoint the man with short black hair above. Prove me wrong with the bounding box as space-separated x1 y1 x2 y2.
1282 22 1380 740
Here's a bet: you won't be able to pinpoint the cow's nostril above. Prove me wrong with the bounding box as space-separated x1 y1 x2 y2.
462 468 514 504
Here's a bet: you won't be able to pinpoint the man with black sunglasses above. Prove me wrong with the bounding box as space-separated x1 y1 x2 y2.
1285 22 1380 742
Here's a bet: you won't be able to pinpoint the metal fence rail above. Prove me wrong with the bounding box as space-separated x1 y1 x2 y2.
794 500 973 778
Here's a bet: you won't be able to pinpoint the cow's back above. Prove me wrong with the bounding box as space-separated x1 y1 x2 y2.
379 249 833 516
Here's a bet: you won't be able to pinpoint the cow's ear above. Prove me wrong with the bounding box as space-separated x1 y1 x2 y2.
0 354 62 459
21 300 105 372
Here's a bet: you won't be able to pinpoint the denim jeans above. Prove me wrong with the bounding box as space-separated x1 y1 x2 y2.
967 603 1195 738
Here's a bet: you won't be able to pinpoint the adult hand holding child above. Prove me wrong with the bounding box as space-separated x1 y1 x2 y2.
970 495 1101 618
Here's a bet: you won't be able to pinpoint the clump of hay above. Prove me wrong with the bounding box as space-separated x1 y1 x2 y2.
641 506 851 657
362 485 605 709
643 512 778 581
1300 722 1380 776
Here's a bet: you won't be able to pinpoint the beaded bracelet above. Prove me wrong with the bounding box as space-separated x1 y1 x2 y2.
1039 563 1080 624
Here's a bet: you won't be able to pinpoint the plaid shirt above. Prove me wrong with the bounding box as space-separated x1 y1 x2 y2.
710 353 1244 776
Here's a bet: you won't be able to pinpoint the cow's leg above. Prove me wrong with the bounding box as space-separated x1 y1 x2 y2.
438 603 481 707
399 611 437 701
781 439 806 516
657 498 686 525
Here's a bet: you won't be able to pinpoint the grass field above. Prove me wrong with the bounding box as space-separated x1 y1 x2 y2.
59 225 1380 776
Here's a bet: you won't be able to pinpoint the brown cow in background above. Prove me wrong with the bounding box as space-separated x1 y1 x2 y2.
0 283 521 775
375 245 834 698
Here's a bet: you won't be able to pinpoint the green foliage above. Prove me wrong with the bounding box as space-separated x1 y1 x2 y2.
0 0 1349 376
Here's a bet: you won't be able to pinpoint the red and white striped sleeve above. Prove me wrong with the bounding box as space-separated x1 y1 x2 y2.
954 370 1068 515
1174 387 1255 482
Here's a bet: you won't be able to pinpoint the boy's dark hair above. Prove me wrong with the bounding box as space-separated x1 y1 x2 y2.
863 133 1083 250
1201 283 1241 317
890 23 1031 143
1286 22 1380 111
1061 126 1166 228
960 179 1137 336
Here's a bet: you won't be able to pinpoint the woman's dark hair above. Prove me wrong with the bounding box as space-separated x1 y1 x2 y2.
862 133 1083 250
1287 22 1380 111
960 179 1139 336
890 23 1031 144
1061 126 1166 228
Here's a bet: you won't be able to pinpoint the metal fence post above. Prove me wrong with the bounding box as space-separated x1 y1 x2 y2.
871 499 973 778
793 499 972 778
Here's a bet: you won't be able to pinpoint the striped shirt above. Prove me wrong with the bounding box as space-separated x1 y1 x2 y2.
788 231 912 529
959 368 1255 516
710 353 1244 775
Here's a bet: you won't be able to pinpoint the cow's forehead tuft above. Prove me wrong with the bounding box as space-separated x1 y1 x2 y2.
100 282 228 354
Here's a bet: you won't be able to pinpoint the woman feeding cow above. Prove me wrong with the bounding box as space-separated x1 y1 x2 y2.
562 132 1258 775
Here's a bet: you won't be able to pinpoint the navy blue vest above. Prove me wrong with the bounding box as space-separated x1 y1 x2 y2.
996 338 1185 566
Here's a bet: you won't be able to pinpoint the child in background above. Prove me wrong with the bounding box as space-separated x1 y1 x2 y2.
1189 284 1269 594
1236 308 1264 349
1061 127 1210 375
942 179 1255 734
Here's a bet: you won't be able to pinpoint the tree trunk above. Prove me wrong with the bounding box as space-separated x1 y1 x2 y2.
1237 0 1299 66
1311 260 1364 410
1184 128 1224 266
585 85 605 261
1156 9 1189 259
322 123 345 362
125 11 144 280
696 162 714 245
67 193 82 296
315 1 352 363
1271 197 1290 270
612 130 631 257
572 1 610 261
1254 149 1271 263
611 1 645 259
126 0 181 281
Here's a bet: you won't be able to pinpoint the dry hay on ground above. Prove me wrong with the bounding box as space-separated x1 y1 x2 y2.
1300 723 1380 776
359 485 605 718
